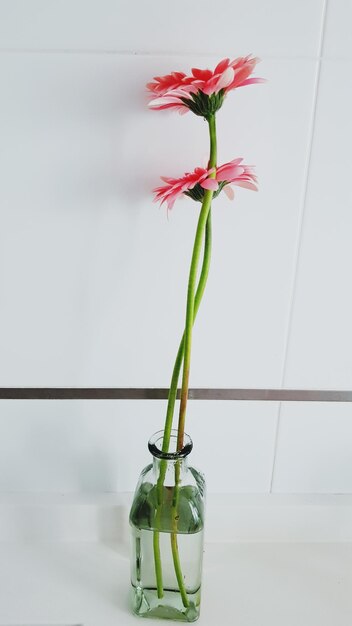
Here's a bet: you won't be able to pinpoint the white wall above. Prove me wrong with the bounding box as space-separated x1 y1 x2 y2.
0 0 351 494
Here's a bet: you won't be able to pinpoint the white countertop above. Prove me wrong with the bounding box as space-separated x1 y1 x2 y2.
0 540 351 625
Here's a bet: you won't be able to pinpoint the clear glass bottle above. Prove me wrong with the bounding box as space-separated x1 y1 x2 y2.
129 430 206 622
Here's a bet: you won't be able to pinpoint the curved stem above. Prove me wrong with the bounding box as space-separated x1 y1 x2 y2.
171 529 189 608
177 114 217 451
169 183 215 607
153 113 217 604
160 211 212 476
153 212 212 598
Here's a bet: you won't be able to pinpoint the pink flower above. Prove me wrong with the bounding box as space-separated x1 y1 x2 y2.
153 159 257 210
147 56 264 115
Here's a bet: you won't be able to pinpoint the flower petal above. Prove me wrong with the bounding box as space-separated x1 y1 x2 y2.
215 66 235 91
237 77 266 87
214 58 230 74
191 68 213 80
223 185 235 200
148 96 183 107
200 178 219 190
217 165 244 181
228 157 244 165
235 181 258 191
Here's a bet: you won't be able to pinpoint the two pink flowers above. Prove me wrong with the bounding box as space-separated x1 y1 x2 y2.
148 56 264 209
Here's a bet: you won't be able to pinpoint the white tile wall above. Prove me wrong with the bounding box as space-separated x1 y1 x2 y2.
270 2 352 494
0 400 278 493
0 0 324 56
283 59 352 390
324 0 352 58
1 0 352 495
272 403 352 493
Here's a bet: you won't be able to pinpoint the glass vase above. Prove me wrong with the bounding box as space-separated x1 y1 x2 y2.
129 429 206 622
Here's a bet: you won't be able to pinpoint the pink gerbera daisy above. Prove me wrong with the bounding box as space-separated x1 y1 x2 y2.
147 56 264 116
153 159 257 210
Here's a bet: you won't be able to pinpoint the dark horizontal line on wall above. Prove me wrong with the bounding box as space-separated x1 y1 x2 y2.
0 388 351 402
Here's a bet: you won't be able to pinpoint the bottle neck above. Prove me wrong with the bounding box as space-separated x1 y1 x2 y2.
148 429 193 486
152 456 189 485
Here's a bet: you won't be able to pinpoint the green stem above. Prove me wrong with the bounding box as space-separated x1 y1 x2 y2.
159 211 212 488
153 212 212 599
169 190 214 606
170 459 189 607
162 214 212 456
153 113 217 604
177 114 217 451
153 525 164 598
171 530 189 608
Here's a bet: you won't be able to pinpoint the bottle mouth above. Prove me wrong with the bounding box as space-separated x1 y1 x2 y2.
148 430 193 460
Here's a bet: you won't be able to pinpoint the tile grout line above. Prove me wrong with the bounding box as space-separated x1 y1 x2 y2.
269 0 329 493
1 388 352 400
